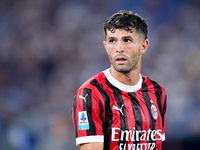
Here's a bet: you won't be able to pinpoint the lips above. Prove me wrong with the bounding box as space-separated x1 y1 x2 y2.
115 55 127 64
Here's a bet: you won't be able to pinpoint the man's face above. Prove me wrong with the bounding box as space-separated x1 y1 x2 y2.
104 29 148 73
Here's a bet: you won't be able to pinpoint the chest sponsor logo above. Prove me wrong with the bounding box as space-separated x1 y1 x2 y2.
78 111 89 130
111 128 163 142
111 128 163 149
151 104 158 120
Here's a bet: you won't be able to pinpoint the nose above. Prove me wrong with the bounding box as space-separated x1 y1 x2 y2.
116 42 124 53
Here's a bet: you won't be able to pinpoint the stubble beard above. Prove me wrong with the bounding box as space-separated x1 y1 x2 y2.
112 60 138 73
109 55 140 74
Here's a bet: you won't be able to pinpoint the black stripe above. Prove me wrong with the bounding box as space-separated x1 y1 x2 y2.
142 77 156 130
142 77 158 148
82 88 96 135
106 79 129 148
105 79 128 129
128 92 143 143
150 79 164 127
99 100 104 130
72 95 78 137
162 95 167 127
90 79 112 150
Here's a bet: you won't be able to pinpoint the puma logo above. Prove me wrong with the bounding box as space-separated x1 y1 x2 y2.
113 104 124 115
79 94 88 102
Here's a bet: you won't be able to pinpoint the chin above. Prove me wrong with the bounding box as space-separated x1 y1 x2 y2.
114 66 132 73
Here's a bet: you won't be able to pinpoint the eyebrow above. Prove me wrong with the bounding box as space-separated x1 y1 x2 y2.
107 37 116 40
122 36 133 40
107 36 133 41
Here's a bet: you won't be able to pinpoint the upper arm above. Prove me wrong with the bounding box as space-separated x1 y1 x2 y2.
80 142 104 150
72 87 105 146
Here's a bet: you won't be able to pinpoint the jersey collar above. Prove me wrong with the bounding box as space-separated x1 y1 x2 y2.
103 68 142 92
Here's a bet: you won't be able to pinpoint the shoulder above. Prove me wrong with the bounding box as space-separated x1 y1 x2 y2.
75 71 108 106
78 72 106 91
142 75 166 95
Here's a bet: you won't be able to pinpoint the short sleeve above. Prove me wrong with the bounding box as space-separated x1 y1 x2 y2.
72 87 104 146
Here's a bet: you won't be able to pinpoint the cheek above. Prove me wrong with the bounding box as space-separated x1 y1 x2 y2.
106 46 115 55
105 48 112 59
129 48 141 59
107 51 114 61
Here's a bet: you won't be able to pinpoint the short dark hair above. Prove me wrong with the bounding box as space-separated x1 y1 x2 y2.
104 10 148 39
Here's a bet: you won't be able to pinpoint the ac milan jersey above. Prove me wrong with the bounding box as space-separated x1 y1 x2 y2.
72 69 167 150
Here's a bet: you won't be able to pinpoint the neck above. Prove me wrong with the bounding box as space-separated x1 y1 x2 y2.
109 66 141 86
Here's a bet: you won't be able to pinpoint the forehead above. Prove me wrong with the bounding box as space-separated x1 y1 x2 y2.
105 28 139 39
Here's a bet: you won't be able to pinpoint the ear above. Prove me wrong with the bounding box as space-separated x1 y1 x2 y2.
140 39 149 54
103 40 107 52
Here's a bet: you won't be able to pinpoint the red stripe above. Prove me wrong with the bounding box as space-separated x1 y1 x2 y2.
145 77 163 149
76 88 87 137
71 95 76 132
91 86 105 136
95 76 106 124
161 86 167 133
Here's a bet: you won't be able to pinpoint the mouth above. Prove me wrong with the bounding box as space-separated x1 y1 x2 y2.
115 56 127 64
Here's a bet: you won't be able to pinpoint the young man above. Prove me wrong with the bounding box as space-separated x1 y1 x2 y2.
72 10 167 150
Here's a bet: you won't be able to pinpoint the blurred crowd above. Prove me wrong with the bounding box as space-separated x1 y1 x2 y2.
0 0 200 149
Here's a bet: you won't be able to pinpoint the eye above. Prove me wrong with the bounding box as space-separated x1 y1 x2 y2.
124 38 131 43
109 39 116 44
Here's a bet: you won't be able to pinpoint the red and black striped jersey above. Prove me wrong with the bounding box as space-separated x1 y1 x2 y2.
72 69 167 150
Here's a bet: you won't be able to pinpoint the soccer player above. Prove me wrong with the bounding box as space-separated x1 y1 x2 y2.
72 10 167 150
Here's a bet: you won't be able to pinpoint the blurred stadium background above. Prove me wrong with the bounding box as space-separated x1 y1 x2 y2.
0 0 200 149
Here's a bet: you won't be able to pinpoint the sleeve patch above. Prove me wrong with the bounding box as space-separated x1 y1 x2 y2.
78 111 89 130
